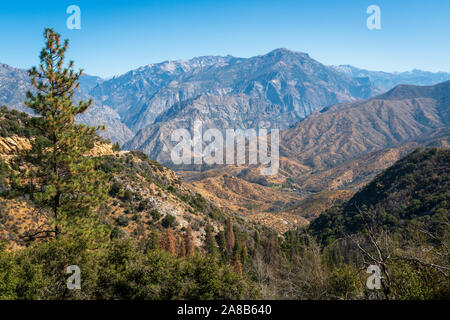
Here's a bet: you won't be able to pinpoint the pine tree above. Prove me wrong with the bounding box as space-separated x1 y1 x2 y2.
215 231 228 262
178 235 186 257
232 241 243 267
18 28 107 239
184 227 195 256
146 230 160 251
226 217 235 256
160 228 176 254
254 230 260 246
233 253 243 275
204 224 219 257
242 244 249 263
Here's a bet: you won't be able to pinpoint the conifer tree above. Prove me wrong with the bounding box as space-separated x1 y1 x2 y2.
204 224 219 257
233 241 242 260
226 217 235 256
233 253 243 275
19 28 107 239
146 230 160 251
242 244 249 264
161 228 176 254
178 235 186 257
215 231 228 262
254 230 260 245
184 227 195 256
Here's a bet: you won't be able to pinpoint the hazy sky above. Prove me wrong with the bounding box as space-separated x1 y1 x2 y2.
1 0 449 78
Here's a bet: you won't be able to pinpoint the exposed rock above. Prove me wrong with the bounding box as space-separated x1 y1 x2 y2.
0 135 31 154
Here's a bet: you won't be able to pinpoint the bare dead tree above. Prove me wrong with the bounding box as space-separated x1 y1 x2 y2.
345 208 393 299
395 225 450 280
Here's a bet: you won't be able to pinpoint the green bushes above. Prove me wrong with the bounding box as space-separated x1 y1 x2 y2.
136 199 149 212
116 215 129 227
0 236 258 300
150 209 161 221
161 214 177 228
121 189 133 202
328 265 363 299
108 182 122 197
112 143 121 152
0 106 43 138
0 159 9 193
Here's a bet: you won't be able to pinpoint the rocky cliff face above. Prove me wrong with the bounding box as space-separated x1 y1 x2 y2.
0 64 134 145
93 51 450 144
0 63 31 113
0 135 31 155
117 49 378 161
0 135 117 158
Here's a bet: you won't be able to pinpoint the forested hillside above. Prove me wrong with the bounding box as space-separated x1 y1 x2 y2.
310 148 449 244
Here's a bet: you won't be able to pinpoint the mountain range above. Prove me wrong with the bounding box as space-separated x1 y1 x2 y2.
2 48 449 154
280 81 450 171
332 65 450 93
182 80 449 232
90 49 375 132
0 63 134 145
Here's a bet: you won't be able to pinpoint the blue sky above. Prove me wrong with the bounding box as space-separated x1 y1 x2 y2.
1 0 449 78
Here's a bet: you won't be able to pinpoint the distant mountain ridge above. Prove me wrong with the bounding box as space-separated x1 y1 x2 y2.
332 65 450 93
90 48 377 134
0 63 134 145
2 49 450 151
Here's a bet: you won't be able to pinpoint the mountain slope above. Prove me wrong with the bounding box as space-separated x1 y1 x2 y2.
310 148 450 244
120 60 450 165
0 107 263 250
0 63 133 144
280 81 450 171
92 49 376 134
181 82 449 231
